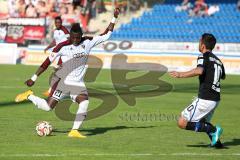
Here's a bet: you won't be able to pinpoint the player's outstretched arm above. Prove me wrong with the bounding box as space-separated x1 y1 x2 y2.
101 8 120 35
44 40 56 53
169 67 203 78
25 58 52 87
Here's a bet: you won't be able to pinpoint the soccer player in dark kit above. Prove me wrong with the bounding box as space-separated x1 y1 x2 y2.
170 33 226 148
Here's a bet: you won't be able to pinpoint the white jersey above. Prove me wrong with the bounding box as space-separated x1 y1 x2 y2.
49 31 112 83
53 26 70 45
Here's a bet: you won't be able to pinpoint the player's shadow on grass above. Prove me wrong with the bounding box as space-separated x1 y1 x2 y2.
83 126 155 136
0 100 31 107
187 139 240 149
53 125 155 136
173 83 240 95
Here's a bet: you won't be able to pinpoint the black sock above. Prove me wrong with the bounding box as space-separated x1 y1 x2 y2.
186 122 216 133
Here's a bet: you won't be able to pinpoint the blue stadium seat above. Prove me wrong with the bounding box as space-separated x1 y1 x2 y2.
111 1 240 43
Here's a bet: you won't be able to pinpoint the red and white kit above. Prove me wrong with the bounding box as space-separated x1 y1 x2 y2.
46 31 112 101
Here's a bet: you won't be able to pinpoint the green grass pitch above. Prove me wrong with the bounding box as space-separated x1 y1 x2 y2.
0 64 239 160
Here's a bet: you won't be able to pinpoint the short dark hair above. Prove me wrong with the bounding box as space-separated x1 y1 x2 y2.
55 16 62 22
70 23 83 35
201 33 217 51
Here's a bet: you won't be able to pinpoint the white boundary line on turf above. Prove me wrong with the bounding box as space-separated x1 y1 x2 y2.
0 82 128 89
0 153 240 157
172 153 240 156
0 86 46 89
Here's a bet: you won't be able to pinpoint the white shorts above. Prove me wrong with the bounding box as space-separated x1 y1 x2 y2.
181 98 219 122
51 80 88 102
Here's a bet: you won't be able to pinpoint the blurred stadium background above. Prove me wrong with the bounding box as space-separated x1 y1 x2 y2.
0 1 240 159
0 0 240 74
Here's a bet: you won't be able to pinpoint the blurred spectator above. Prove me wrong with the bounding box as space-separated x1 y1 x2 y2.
28 0 39 7
117 0 128 15
59 3 68 15
130 0 141 12
36 0 48 17
61 2 78 24
0 0 9 18
189 0 208 17
8 0 18 17
97 0 107 14
46 0 56 12
66 3 74 15
207 5 220 16
79 0 96 32
25 2 38 17
237 0 240 11
175 0 192 12
90 0 97 18
16 0 27 17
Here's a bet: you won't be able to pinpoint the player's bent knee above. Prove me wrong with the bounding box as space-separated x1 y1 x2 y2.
76 94 88 104
177 117 187 129
47 97 58 110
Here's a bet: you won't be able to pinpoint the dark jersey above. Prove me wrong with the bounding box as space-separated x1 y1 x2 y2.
197 52 226 101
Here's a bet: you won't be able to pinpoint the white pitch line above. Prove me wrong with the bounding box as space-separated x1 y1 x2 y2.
0 82 127 89
0 153 152 157
0 86 46 89
0 153 240 157
172 153 240 156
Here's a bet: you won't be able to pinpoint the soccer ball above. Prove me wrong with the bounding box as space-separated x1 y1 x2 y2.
36 121 53 137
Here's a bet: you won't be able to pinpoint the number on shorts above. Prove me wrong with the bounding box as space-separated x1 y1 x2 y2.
54 90 62 98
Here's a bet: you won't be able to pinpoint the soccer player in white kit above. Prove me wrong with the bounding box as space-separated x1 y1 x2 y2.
15 8 120 138
43 16 70 96
44 16 70 53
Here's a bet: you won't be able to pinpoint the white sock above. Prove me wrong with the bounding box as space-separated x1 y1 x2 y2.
28 95 51 111
72 100 89 130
